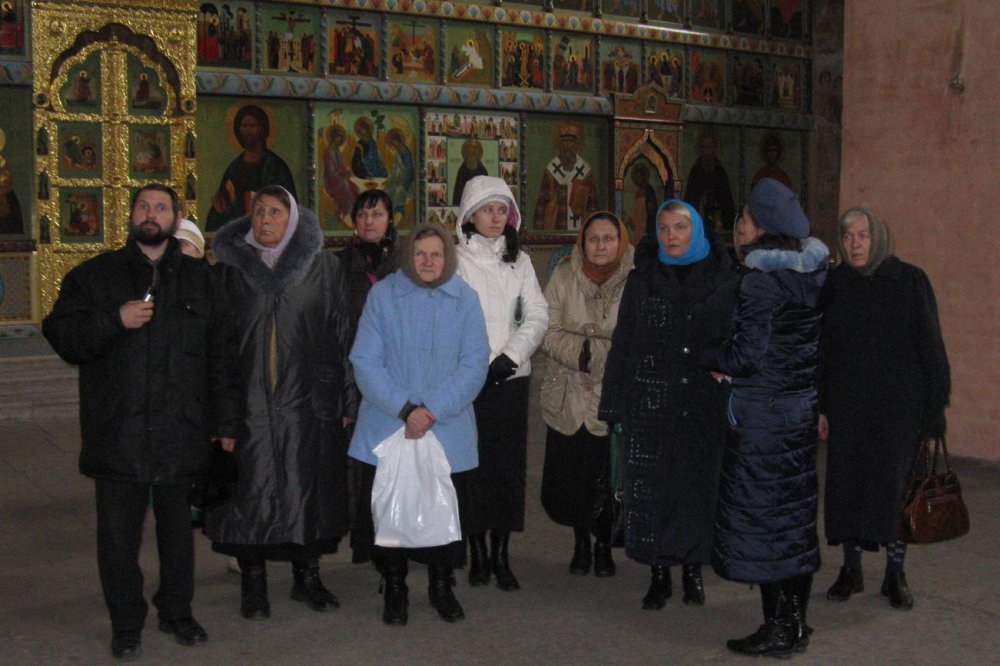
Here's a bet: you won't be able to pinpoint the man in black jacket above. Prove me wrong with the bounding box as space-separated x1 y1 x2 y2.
43 184 242 661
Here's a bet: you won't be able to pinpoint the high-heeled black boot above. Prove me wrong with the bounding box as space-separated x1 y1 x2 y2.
726 583 797 657
290 560 339 612
641 565 672 610
467 533 491 586
490 531 520 591
569 527 592 575
428 565 465 622
380 557 409 626
681 563 705 606
239 564 270 620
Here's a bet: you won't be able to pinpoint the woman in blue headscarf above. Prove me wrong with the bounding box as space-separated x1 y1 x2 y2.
600 200 739 610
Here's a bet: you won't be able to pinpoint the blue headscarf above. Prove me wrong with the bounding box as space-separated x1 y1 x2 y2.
655 199 710 265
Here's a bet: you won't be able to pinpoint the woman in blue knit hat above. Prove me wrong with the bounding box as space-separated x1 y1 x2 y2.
600 199 739 610
699 177 830 657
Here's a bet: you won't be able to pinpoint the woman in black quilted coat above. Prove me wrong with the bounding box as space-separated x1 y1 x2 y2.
699 179 828 658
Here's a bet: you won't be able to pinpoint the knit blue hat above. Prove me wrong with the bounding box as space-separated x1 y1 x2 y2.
747 178 810 239
655 199 711 266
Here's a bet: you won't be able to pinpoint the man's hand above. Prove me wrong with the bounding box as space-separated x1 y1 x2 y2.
216 437 236 453
404 406 436 440
119 300 154 329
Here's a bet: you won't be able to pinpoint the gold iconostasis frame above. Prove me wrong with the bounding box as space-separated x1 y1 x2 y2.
32 0 198 315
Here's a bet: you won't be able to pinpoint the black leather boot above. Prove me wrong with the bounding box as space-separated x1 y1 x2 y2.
240 564 270 620
726 583 797 657
794 574 815 645
428 565 465 622
826 565 863 601
569 527 592 575
880 571 914 610
490 531 520 591
592 541 616 577
468 533 491 586
681 563 705 605
290 560 339 612
641 565 672 610
380 557 409 626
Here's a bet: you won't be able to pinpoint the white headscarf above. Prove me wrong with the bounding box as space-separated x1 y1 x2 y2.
244 186 300 268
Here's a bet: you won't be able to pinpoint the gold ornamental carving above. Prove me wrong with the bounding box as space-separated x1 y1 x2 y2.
32 0 198 316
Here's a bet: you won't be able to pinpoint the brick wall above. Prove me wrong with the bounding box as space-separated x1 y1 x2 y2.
841 1 999 459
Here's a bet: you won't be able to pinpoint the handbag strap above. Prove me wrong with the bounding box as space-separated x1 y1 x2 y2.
932 435 954 474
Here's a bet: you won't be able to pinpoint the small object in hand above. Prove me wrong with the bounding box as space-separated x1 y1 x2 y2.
142 286 157 303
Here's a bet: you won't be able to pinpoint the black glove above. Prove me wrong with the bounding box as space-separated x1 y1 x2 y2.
485 354 518 388
922 408 947 439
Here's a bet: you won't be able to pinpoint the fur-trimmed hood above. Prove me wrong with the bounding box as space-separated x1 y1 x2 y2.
212 206 324 294
745 236 829 308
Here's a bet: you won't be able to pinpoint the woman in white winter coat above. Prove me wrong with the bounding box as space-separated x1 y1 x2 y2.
456 176 549 591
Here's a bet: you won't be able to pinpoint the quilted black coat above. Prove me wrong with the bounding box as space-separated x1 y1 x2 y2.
819 257 950 546
699 237 828 584
599 237 739 566
43 239 243 484
205 208 358 547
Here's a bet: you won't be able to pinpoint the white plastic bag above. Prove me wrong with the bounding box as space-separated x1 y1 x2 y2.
371 427 461 548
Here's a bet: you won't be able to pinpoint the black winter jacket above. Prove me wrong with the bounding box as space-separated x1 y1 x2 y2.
205 207 359 547
820 256 950 546
43 239 243 484
700 237 828 584
599 237 739 566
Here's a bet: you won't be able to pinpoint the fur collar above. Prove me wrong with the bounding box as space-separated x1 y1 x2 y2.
212 206 324 294
744 237 829 274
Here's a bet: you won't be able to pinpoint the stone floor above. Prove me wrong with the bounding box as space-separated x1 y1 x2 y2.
1 357 998 664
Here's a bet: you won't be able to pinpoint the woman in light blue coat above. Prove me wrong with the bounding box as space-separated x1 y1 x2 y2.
349 221 489 626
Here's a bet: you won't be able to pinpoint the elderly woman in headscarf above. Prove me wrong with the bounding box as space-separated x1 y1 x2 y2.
349 221 489 625
206 185 357 622
698 178 829 657
540 211 635 578
818 207 951 612
599 200 739 609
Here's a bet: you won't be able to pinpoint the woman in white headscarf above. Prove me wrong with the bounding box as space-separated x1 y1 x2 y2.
206 186 358 622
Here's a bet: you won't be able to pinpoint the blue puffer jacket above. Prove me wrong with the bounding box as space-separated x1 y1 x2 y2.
700 237 828 584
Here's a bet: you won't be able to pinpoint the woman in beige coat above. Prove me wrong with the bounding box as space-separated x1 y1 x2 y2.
540 211 634 577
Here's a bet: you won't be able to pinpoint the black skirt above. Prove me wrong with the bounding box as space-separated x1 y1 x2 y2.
541 425 610 528
351 461 480 569
470 376 530 532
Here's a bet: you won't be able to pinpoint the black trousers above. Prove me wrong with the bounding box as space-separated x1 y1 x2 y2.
472 376 529 532
95 479 194 633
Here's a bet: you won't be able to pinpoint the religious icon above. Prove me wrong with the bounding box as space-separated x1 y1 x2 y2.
0 0 26 57
730 53 766 107
771 0 805 40
445 23 494 87
128 56 167 115
683 125 737 236
690 0 724 29
532 120 597 231
58 123 103 178
263 5 319 75
328 12 379 77
690 48 725 104
198 2 253 69
732 0 766 35
751 131 793 189
130 126 170 178
647 47 684 98
646 0 682 23
772 58 804 111
600 40 640 96
500 29 545 90
60 188 103 241
0 128 25 235
387 17 438 84
552 34 594 94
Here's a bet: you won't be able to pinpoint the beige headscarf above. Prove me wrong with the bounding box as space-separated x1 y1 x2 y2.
838 206 894 276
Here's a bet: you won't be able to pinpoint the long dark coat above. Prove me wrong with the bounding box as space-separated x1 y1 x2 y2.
699 237 828 584
205 208 359 547
599 238 739 566
819 257 950 547
337 237 400 339
43 239 243 484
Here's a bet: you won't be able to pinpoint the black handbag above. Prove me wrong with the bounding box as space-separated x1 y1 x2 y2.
190 446 239 512
898 436 970 544
591 425 624 547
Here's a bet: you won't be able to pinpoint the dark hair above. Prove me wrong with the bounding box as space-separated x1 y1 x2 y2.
252 185 292 211
351 189 394 222
233 105 270 147
760 233 801 252
582 211 622 237
131 184 180 218
461 221 519 264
